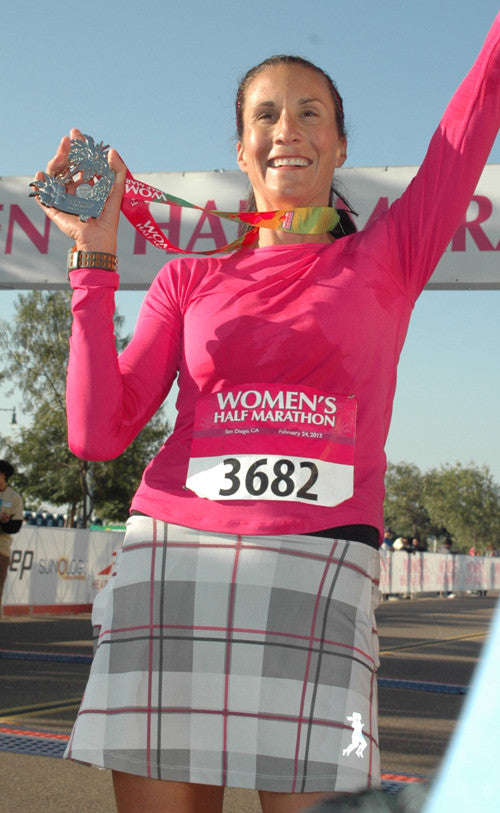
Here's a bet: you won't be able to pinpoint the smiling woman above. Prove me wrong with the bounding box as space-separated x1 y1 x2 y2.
32 14 500 813
236 55 351 242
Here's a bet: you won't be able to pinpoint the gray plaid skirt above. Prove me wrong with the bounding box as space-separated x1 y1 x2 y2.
66 516 381 793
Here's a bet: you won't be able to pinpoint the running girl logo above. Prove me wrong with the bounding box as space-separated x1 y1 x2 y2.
342 712 367 758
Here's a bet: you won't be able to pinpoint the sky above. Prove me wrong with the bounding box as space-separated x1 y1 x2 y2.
1 0 499 482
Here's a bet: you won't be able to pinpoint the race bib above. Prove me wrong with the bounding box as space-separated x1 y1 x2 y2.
186 383 357 507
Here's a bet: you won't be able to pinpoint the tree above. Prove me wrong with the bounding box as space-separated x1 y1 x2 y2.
0 291 170 524
384 461 433 539
384 459 500 552
1 406 86 517
423 463 500 552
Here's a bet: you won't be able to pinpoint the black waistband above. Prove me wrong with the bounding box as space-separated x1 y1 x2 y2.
305 524 379 549
130 513 379 549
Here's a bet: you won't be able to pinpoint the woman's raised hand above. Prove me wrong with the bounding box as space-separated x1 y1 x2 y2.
33 128 127 254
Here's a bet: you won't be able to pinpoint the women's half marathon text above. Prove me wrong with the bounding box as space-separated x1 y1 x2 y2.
213 387 338 427
190 382 357 459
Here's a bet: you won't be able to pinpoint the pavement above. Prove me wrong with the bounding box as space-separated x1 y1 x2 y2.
1 592 498 812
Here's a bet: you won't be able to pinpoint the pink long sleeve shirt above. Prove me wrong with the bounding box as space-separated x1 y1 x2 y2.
67 16 500 542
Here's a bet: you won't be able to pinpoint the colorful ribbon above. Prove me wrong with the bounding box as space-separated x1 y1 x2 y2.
120 171 340 255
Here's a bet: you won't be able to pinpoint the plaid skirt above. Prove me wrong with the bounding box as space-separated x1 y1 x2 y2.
66 516 381 793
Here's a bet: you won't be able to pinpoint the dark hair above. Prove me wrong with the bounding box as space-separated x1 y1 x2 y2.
0 459 15 481
235 54 356 237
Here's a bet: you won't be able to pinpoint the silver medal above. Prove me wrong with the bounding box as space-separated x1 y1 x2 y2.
30 134 115 222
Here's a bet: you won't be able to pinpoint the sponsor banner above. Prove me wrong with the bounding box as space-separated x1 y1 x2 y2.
3 527 499 614
3 525 120 613
1 165 499 290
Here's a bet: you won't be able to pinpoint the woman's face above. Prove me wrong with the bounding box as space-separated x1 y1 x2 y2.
237 63 347 212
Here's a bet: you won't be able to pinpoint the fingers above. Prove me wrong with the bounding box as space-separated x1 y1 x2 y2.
99 145 127 207
46 135 71 176
108 147 127 175
107 149 128 205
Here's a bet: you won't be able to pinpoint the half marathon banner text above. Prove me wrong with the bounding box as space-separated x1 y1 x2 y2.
1 165 499 290
3 526 500 615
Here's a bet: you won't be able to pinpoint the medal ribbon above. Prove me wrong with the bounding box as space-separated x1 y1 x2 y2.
120 171 340 255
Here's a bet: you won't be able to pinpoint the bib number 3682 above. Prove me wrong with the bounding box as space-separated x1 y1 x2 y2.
186 453 353 506
220 456 318 501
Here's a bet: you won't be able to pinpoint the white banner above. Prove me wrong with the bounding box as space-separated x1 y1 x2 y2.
2 527 499 615
1 165 499 290
380 549 500 594
3 525 119 613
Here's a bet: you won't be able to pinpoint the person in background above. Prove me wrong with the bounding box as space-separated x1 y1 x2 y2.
381 530 394 552
0 459 24 615
393 537 411 553
401 538 413 554
440 538 456 555
439 538 457 598
380 530 396 601
411 537 426 553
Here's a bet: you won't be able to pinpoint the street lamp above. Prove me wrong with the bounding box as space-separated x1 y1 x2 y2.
0 406 17 425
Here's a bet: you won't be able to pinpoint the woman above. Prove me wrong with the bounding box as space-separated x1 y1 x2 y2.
36 15 499 813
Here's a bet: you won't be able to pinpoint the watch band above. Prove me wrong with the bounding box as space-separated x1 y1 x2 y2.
67 245 118 273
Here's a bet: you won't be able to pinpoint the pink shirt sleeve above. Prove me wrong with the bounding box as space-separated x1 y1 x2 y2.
362 12 500 298
66 268 182 459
